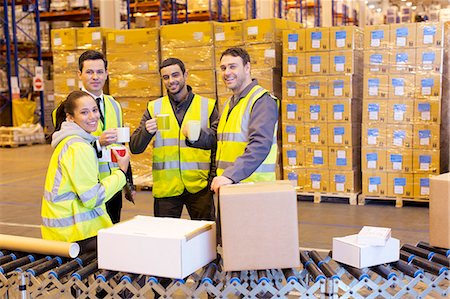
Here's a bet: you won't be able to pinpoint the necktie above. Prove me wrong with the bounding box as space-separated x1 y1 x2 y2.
96 97 105 124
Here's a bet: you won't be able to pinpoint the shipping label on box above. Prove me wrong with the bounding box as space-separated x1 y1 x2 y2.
386 124 413 148
389 48 416 74
305 169 329 192
283 29 306 52
413 149 440 174
303 100 327 122
333 235 399 268
283 167 306 191
305 146 328 169
329 170 361 193
363 74 388 99
389 75 415 98
415 74 441 98
282 145 305 168
304 77 328 99
387 173 414 197
219 181 300 271
416 22 443 47
386 148 413 172
386 100 413 124
364 25 390 49
362 124 386 147
281 101 303 122
330 26 363 50
414 173 433 198
362 100 387 123
304 123 327 146
306 52 329 75
327 123 360 147
328 146 360 171
429 173 450 248
213 21 244 47
306 27 330 51
283 54 305 76
364 50 389 74
363 171 388 196
98 216 216 279
390 23 416 48
362 147 387 171
413 124 440 149
416 48 443 73
282 122 303 145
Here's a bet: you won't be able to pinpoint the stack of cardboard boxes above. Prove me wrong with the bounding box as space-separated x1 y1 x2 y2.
362 23 444 201
282 26 363 194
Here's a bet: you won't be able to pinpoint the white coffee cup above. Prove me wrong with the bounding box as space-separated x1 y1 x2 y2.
116 127 130 143
186 120 201 142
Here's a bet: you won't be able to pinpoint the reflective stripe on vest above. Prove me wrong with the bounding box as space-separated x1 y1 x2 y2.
148 95 215 198
43 207 105 228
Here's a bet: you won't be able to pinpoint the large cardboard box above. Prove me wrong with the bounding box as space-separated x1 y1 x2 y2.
161 46 214 71
282 122 303 145
327 99 362 123
415 73 442 98
386 148 413 172
305 169 330 192
305 27 330 51
304 76 328 99
246 42 281 69
412 149 440 174
51 28 77 51
328 146 360 170
333 235 399 268
305 52 329 75
413 124 440 150
362 171 388 196
362 123 386 147
413 173 433 198
329 170 361 193
389 48 416 74
109 73 161 97
387 173 414 197
76 27 105 50
416 47 443 73
106 28 158 53
213 21 244 47
243 18 293 43
329 50 359 75
364 25 390 49
363 73 388 99
390 23 416 48
362 99 387 123
282 145 305 168
327 123 360 147
284 167 306 191
429 173 450 248
281 101 303 123
219 182 300 271
329 26 363 50
282 77 304 100
328 75 360 99
386 124 413 149
363 50 389 74
386 100 413 124
98 216 216 278
305 146 328 169
362 147 387 171
282 29 306 52
52 50 83 73
304 123 328 146
413 98 441 124
282 53 306 76
160 22 214 48
107 51 159 74
416 22 444 48
388 74 415 99
303 100 327 122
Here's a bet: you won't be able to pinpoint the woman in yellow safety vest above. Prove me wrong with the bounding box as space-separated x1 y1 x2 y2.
41 90 130 242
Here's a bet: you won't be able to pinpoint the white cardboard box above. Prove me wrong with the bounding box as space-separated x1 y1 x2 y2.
357 226 391 246
333 234 399 268
98 216 216 279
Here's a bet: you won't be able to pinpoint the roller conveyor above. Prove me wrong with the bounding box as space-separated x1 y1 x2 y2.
0 242 448 298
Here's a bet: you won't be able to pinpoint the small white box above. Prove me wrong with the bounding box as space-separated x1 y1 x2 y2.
98 216 216 279
333 234 399 268
357 226 392 246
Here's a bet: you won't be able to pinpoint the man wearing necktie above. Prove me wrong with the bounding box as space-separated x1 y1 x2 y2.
77 50 134 224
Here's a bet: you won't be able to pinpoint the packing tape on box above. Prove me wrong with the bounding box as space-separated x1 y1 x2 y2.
0 234 80 258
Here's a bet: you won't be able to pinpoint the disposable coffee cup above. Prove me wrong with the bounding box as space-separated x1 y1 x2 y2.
116 127 130 143
186 120 201 142
157 114 170 131
111 146 126 163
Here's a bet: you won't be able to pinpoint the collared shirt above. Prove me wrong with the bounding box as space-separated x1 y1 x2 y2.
81 87 105 116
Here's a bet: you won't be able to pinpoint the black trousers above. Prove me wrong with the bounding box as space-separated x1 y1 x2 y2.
153 186 215 221
106 190 122 224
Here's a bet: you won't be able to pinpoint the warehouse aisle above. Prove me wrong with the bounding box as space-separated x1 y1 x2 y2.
0 144 429 250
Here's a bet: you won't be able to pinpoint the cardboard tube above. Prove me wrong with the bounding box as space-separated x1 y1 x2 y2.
0 234 80 258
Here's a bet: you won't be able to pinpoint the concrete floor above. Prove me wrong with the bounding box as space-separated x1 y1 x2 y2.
0 144 429 250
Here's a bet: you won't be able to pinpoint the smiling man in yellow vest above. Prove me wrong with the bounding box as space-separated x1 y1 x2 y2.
211 47 279 193
130 58 218 221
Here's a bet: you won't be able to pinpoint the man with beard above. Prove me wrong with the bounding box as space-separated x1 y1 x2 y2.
130 58 218 221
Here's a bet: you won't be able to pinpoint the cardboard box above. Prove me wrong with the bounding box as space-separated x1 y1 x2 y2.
186 70 217 94
251 68 281 96
53 73 79 94
390 23 416 48
282 122 303 145
282 29 306 52
333 235 399 268
416 22 444 48
281 101 303 122
414 173 433 198
362 171 388 196
282 53 305 76
282 77 304 100
429 173 450 248
388 74 415 99
213 21 244 47
386 124 413 148
98 216 216 278
413 149 440 174
282 145 305 168
327 123 360 147
386 148 413 172
387 172 414 197
415 73 441 98
51 28 77 51
362 123 386 147
304 123 328 146
328 146 360 170
362 147 387 171
386 100 413 124
413 124 440 149
305 146 328 168
363 50 389 74
328 75 359 99
363 73 388 99
109 73 161 98
243 18 292 43
161 22 214 48
106 28 159 52
161 46 214 71
306 52 329 75
329 170 361 193
329 50 358 75
305 169 329 192
219 181 300 271
246 42 281 69
327 99 362 123
304 76 328 99
305 27 330 51
303 100 327 122
107 50 159 74
362 100 387 123
364 25 390 49
389 48 416 74
283 167 306 191
76 27 105 50
329 26 363 50
416 48 443 73
52 50 83 73
357 226 391 246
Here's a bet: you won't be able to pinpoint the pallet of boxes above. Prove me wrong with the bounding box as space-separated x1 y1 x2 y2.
360 23 445 207
281 26 363 204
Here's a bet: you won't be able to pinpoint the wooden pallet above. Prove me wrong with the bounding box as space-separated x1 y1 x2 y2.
297 191 360 205
358 195 429 208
